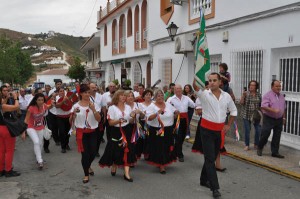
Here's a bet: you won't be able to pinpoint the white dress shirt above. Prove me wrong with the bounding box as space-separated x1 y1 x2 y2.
196 89 237 123
102 92 113 108
166 95 195 113
19 95 29 110
90 92 103 109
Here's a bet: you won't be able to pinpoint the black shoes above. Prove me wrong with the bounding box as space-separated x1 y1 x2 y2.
44 148 50 153
200 181 211 189
111 171 116 176
257 148 262 156
178 157 184 162
82 177 89 183
272 153 285 158
124 175 133 182
160 170 166 174
0 170 5 177
216 168 227 172
5 170 21 177
61 149 66 153
212 190 221 198
66 145 71 151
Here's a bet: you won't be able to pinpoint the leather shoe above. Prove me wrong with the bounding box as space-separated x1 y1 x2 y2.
61 149 66 153
257 148 262 156
212 190 221 198
82 177 89 183
124 175 133 182
5 170 21 177
0 170 5 177
111 171 116 176
272 153 285 158
178 157 184 162
200 181 211 189
216 168 226 172
44 148 50 153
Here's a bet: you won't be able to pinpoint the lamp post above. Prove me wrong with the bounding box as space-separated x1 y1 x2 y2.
98 61 102 70
166 22 179 41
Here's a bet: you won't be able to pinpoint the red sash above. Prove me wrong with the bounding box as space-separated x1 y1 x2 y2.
180 112 189 134
201 118 225 149
76 128 95 152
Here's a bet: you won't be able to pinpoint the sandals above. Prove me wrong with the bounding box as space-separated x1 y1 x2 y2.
82 176 89 183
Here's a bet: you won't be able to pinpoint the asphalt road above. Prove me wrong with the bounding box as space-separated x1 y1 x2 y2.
0 136 299 199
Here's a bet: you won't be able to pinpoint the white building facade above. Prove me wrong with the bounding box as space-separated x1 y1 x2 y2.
96 0 300 149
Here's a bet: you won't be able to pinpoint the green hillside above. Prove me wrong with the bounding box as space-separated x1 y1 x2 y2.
0 28 88 61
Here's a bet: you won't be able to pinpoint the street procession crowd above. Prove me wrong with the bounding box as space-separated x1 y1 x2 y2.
0 63 287 198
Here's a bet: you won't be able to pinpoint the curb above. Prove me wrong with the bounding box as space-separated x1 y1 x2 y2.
185 139 300 182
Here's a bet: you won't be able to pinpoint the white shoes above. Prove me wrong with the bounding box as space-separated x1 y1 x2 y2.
185 135 190 140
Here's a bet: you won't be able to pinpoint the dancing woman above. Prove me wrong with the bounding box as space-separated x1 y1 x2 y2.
146 89 178 174
99 90 137 182
70 84 101 183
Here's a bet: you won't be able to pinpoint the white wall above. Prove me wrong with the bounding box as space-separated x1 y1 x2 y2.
36 75 72 87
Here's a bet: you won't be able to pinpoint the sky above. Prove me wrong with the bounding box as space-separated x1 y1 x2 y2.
0 0 107 37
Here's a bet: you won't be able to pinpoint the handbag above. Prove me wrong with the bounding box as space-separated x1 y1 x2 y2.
0 107 27 137
43 126 52 140
43 116 52 140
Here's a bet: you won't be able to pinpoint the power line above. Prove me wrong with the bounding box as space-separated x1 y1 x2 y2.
73 0 98 35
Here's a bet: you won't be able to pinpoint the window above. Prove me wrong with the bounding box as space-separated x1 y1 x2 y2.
109 64 115 82
104 24 107 46
160 58 172 87
189 0 215 25
210 54 222 73
231 49 264 99
141 0 147 48
133 62 142 84
134 5 140 49
127 8 132 37
160 0 174 25
280 58 300 92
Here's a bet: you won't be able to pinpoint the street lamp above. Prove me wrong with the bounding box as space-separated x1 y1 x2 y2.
166 22 179 41
98 61 103 70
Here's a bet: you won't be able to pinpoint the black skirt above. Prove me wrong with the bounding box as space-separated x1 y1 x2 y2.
99 124 137 167
147 126 177 167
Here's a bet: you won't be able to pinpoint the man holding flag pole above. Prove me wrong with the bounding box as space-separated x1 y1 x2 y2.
193 7 237 199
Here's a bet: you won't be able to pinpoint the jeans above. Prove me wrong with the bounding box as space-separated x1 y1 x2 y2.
27 128 44 163
243 119 261 146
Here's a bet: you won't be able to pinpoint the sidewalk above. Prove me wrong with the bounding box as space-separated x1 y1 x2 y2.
187 134 300 181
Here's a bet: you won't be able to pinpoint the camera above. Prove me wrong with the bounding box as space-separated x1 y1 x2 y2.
243 87 247 91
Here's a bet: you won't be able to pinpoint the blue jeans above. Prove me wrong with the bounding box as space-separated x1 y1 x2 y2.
243 119 261 146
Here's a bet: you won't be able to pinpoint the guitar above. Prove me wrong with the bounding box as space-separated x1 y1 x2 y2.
57 87 79 111
45 90 58 106
151 79 162 89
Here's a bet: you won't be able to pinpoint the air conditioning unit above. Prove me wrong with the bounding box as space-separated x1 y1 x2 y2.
174 33 194 54
170 0 188 6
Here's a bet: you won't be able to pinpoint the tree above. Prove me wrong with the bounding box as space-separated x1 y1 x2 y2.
0 36 34 85
66 56 86 82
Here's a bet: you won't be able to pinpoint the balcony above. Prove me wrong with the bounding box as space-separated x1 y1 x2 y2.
189 0 215 24
98 0 129 23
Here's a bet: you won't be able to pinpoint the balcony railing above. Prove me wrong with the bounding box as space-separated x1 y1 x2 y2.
136 31 140 43
190 0 214 22
120 37 126 48
113 41 118 49
99 0 128 21
143 28 148 41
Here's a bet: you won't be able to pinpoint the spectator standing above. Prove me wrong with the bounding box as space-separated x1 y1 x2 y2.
219 63 231 93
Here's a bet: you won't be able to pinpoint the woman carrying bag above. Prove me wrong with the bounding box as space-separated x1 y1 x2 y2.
24 93 52 169
0 85 26 177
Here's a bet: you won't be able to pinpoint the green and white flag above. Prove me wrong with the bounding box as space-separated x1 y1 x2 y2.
194 9 210 88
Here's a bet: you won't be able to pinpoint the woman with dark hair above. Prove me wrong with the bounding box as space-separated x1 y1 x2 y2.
0 85 26 177
55 88 72 153
99 90 137 182
136 89 153 159
25 93 52 169
70 84 101 183
240 80 262 151
183 84 196 139
146 89 178 174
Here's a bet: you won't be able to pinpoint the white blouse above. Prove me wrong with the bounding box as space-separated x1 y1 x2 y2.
146 103 177 127
71 103 101 129
107 104 132 127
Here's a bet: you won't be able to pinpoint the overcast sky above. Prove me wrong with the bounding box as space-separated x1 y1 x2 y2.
0 0 106 37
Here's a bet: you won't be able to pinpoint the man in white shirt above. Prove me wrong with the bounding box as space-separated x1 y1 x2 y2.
167 84 195 162
101 82 116 141
90 83 104 156
193 72 237 199
47 80 62 146
18 88 30 121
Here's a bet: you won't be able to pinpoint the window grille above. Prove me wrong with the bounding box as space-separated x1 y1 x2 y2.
231 49 264 99
133 62 142 84
113 41 118 49
136 31 140 43
210 54 222 73
284 100 300 136
143 28 147 41
280 58 300 92
160 59 172 87
120 37 126 48
109 64 115 82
